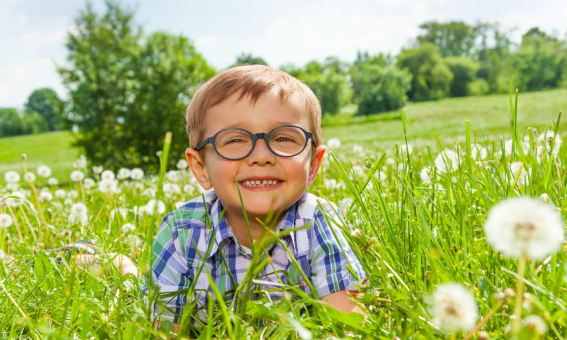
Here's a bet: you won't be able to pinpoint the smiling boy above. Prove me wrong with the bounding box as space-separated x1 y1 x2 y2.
149 65 366 331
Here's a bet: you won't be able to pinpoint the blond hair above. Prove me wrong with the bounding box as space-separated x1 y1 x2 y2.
186 65 322 149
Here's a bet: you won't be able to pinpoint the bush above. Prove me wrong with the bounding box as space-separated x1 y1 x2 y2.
444 57 480 97
24 88 65 131
397 43 453 102
357 64 412 116
0 108 49 137
22 111 50 134
299 60 351 116
467 79 489 96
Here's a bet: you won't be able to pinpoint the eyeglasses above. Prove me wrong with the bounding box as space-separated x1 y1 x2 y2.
196 125 316 160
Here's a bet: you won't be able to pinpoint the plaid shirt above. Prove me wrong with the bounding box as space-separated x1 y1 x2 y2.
147 191 366 323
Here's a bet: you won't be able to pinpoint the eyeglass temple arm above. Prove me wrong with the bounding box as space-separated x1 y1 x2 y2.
195 137 214 151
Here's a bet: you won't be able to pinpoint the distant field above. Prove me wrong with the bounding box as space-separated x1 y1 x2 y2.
1 88 566 178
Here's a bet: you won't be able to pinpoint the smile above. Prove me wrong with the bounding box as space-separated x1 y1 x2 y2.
238 179 283 189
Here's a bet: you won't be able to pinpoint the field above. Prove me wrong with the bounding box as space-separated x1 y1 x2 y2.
1 89 567 339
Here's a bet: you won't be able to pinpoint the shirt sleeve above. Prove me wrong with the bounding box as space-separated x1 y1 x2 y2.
145 213 192 323
309 201 367 298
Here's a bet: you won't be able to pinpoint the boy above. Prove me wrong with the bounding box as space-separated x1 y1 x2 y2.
149 65 366 331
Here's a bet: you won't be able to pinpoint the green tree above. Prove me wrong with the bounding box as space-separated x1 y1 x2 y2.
233 53 268 67
397 43 454 101
0 108 24 137
357 64 412 116
24 88 65 131
417 21 478 57
58 2 214 172
349 52 388 102
22 111 50 135
444 57 481 97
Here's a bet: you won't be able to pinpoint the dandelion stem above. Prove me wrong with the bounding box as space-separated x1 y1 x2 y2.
462 297 506 340
513 254 527 334
22 155 47 230
6 205 23 243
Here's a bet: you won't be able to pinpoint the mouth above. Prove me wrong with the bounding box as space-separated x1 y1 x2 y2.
237 178 283 190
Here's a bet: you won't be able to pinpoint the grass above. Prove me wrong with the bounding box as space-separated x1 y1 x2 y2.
1 89 567 338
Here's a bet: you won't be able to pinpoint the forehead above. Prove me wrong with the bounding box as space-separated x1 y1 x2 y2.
203 88 310 134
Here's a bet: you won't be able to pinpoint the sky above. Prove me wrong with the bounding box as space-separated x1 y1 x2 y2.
1 0 566 108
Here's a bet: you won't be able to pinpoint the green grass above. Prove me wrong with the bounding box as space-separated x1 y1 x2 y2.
0 131 81 182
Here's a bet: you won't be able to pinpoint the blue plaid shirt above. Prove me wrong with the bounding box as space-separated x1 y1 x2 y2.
147 191 366 323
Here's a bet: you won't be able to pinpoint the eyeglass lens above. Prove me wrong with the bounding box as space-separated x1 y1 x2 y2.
215 126 307 159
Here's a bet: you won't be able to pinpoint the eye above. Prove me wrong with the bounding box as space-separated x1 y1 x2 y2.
226 138 245 144
273 136 294 142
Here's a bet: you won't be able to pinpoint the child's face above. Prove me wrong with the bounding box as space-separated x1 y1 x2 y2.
186 88 326 220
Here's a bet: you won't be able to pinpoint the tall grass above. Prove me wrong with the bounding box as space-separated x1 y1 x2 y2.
1 90 566 339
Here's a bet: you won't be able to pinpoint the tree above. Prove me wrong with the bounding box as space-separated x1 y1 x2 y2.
444 57 481 97
349 52 388 102
397 43 454 102
233 53 268 67
24 88 65 131
357 64 412 116
58 2 215 172
0 108 23 137
417 21 478 57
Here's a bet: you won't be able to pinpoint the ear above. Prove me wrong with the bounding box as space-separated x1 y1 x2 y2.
307 145 326 187
186 148 213 190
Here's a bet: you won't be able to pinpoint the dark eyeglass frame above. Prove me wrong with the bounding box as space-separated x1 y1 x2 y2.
195 124 317 160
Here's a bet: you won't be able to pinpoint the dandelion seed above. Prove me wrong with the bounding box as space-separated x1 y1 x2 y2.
23 172 36 183
523 315 547 334
38 192 53 203
327 138 341 149
117 168 131 180
509 162 528 187
47 177 58 186
37 165 51 178
429 282 478 333
55 189 66 199
176 159 188 170
540 193 550 202
484 197 564 260
101 170 115 181
70 170 84 182
0 213 13 228
420 167 432 185
83 178 95 189
434 150 460 174
121 223 136 234
4 171 20 183
130 168 144 180
93 166 104 174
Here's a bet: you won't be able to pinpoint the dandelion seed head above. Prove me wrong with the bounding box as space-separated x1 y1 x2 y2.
352 144 363 154
540 193 550 202
4 171 20 183
484 197 564 260
166 170 179 182
176 159 188 170
55 189 66 199
101 170 115 181
327 138 341 149
420 167 432 185
24 172 36 183
117 168 131 180
130 168 144 180
471 144 487 160
523 315 547 334
324 179 337 190
83 178 95 189
145 199 166 215
99 179 119 194
121 223 136 234
175 201 185 209
38 192 53 203
400 144 413 156
70 170 84 182
509 162 528 187
93 166 103 174
37 165 51 178
74 155 87 169
429 283 478 333
434 150 460 174
67 190 78 199
0 213 13 228
47 177 58 186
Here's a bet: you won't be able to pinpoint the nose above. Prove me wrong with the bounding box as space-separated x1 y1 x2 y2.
246 137 276 166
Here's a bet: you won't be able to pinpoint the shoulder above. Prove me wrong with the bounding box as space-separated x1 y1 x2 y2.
159 191 218 232
297 192 341 221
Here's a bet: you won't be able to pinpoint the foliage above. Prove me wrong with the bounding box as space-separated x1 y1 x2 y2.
58 2 214 173
417 21 478 57
0 108 49 138
233 52 269 67
444 56 481 97
397 43 454 102
24 88 65 131
357 64 412 115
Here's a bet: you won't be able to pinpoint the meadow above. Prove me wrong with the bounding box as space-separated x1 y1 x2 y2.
1 88 567 339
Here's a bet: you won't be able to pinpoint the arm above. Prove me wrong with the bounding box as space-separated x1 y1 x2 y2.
321 290 365 315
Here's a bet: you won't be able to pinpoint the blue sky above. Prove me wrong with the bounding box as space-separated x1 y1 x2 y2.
1 0 566 108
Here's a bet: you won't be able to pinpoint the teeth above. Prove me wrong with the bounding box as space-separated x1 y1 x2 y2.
241 180 279 187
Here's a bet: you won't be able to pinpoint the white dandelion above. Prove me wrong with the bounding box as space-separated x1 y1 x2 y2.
74 155 87 169
327 138 341 149
400 144 413 156
540 193 550 202
70 170 84 182
38 192 53 203
323 179 337 190
130 168 144 180
101 170 115 181
175 201 186 209
83 178 95 189
352 165 365 177
504 139 530 157
99 179 119 194
5 192 25 207
429 283 478 333
64 198 73 206
121 223 136 234
47 177 58 186
69 202 89 224
177 159 188 170
0 213 13 228
162 183 181 195
145 199 166 215
117 168 131 180
434 150 460 174
523 315 547 334
509 162 529 187
352 144 363 154
386 157 395 166
23 172 36 183
37 165 51 178
339 197 354 216
166 170 179 182
183 184 194 193
420 167 432 185
67 190 79 199
55 189 66 199
484 197 564 260
471 144 487 160
93 166 104 174
4 171 20 183
142 188 156 197
110 207 128 220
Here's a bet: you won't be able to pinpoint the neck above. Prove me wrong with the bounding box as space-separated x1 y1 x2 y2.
224 208 283 249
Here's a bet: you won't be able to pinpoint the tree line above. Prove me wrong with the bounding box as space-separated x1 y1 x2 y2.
1 2 566 172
